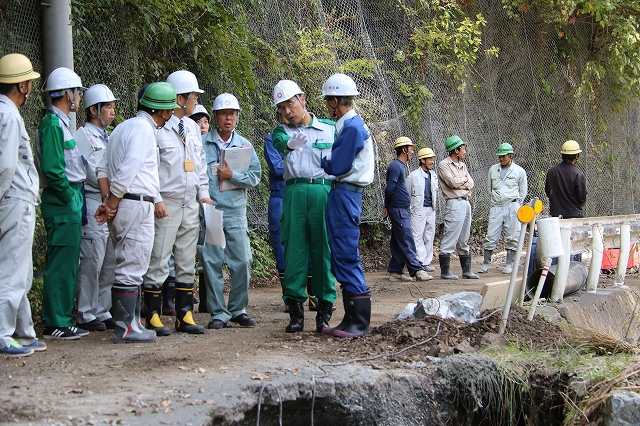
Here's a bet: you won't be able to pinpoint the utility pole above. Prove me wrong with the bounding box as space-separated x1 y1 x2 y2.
40 0 76 130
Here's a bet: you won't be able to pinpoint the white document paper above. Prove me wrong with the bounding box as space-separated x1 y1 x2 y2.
73 127 105 165
203 204 226 248
219 147 252 191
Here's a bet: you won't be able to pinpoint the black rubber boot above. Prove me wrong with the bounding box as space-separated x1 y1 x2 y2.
315 300 333 333
332 290 371 339
322 290 351 336
112 285 157 343
285 299 304 333
143 288 171 336
162 276 176 316
175 282 205 334
439 254 459 280
460 254 479 279
307 275 318 311
198 272 208 313
478 249 492 273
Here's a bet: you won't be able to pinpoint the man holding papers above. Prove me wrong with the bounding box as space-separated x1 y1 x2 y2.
201 93 261 330
271 80 336 334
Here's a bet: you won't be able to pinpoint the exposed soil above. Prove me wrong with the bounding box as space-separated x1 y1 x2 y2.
1 231 639 425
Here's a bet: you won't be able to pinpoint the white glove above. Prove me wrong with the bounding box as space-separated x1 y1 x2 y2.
287 132 308 152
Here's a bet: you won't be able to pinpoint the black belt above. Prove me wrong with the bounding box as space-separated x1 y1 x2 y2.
457 196 467 200
332 181 364 193
286 177 332 186
423 204 433 207
123 193 155 203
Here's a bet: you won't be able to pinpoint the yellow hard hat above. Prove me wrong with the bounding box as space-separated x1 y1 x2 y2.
394 136 415 149
562 140 582 154
0 53 40 84
418 148 435 159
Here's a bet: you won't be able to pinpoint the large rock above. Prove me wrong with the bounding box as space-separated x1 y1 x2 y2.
606 390 640 426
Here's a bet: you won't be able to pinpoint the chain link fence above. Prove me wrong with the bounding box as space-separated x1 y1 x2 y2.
2 0 639 236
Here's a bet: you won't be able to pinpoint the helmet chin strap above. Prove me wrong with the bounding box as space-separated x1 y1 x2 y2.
87 103 107 130
66 88 78 111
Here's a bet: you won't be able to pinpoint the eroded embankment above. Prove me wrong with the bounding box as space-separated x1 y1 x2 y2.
208 354 568 426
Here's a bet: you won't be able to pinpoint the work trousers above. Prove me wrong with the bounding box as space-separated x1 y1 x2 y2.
440 198 472 255
326 188 366 294
280 183 335 304
145 202 199 288
201 208 252 322
77 196 113 323
482 202 520 251
0 197 37 348
108 198 154 287
411 205 436 267
387 207 423 276
41 185 83 328
268 194 286 272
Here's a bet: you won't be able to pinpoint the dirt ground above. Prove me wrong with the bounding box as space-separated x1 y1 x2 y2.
1 254 638 425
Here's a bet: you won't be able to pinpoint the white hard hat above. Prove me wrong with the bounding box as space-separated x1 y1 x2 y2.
84 84 118 108
321 73 359 97
212 93 241 111
45 67 86 93
272 80 303 106
166 70 204 95
190 104 210 120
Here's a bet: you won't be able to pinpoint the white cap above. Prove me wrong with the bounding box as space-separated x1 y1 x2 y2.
321 73 359 97
84 84 118 108
190 104 210 120
166 70 204 95
272 80 303 106
45 67 86 94
212 93 241 111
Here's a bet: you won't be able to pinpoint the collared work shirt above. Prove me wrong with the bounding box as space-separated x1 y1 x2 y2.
322 109 374 186
97 111 159 199
0 95 39 204
36 105 86 203
488 162 527 206
545 161 587 218
154 115 209 207
272 114 335 181
78 122 108 195
437 157 474 200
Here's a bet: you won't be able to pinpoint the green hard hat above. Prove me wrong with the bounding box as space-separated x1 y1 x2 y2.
496 143 514 156
139 82 179 110
445 135 465 152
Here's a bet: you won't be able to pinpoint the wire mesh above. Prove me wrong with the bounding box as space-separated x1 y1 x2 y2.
2 0 639 234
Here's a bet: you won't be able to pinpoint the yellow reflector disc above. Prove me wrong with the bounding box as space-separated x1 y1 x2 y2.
534 199 543 214
517 205 535 223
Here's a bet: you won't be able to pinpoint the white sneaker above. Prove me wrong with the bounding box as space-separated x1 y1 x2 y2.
424 265 436 272
415 270 433 281
389 272 414 282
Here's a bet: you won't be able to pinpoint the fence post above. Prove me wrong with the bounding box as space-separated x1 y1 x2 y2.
586 224 603 292
615 223 631 285
551 225 572 302
40 0 76 130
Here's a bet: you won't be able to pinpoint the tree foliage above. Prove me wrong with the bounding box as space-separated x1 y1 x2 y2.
502 0 640 107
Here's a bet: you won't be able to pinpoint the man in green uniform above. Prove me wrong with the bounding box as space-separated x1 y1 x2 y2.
271 80 336 333
35 67 88 340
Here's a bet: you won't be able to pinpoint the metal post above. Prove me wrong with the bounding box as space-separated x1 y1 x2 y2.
499 222 528 335
550 225 572 302
615 223 631 285
586 224 603 292
40 0 76 130
528 258 551 321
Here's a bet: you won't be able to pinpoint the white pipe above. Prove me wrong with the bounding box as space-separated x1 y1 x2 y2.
615 223 631 285
586 224 604 292
499 222 528 335
518 217 537 307
551 226 572 302
528 258 551 321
